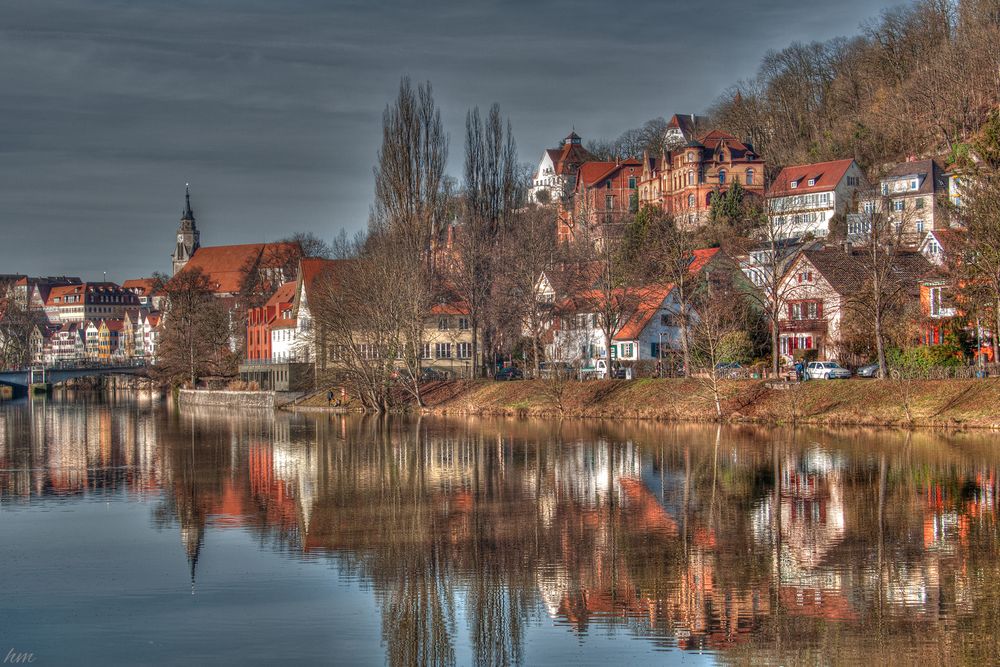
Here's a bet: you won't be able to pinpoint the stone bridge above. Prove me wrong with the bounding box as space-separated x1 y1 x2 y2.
0 364 148 389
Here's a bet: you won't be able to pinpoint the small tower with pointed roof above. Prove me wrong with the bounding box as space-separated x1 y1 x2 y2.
172 184 201 275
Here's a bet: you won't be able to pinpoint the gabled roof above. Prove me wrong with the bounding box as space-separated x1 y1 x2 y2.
798 247 932 295
768 159 858 197
264 281 297 309
880 158 944 196
577 159 642 188
122 278 159 296
173 242 300 294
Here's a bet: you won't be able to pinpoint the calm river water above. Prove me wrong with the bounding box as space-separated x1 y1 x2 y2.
2 394 1000 665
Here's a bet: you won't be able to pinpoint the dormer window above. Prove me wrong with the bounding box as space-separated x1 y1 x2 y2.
807 178 816 187
790 180 798 189
687 152 695 163
910 178 918 190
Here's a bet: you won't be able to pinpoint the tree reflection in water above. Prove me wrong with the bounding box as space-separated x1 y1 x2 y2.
3 400 1000 665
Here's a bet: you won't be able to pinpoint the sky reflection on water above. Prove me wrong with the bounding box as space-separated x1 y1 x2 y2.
1 395 999 665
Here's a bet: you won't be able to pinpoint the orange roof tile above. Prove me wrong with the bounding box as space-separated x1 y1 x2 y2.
768 159 857 197
172 242 300 294
264 281 297 309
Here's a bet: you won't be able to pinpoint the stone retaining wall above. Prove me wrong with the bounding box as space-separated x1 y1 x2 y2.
178 388 275 409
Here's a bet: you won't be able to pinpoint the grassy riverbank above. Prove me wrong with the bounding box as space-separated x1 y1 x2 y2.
413 377 1000 429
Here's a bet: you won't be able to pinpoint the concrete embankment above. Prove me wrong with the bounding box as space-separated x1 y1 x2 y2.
178 388 276 409
412 378 1000 429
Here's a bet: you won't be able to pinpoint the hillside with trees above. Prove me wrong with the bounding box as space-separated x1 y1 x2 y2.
710 0 1000 176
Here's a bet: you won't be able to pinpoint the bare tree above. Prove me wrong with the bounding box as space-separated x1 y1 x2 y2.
689 284 753 419
491 205 559 377
843 186 923 378
451 104 519 377
0 298 36 370
741 208 806 376
156 268 235 387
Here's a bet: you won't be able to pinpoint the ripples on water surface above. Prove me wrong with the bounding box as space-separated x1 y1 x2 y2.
2 394 1000 665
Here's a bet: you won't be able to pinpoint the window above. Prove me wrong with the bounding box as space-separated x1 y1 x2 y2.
927 240 941 255
863 201 875 214
808 178 816 186
628 176 636 189
791 180 798 189
421 343 431 360
893 200 905 212
621 342 634 358
435 342 452 359
916 220 925 234
687 194 695 208
651 342 660 358
847 176 859 187
718 170 727 185
806 302 818 319
687 170 694 186
605 180 612 189
746 169 754 185
687 152 695 162
457 342 472 359
438 317 449 330
930 286 942 317
909 178 918 190
605 194 614 210
458 317 469 330
916 197 925 210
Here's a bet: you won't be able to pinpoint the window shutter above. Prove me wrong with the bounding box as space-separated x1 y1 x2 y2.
817 302 823 318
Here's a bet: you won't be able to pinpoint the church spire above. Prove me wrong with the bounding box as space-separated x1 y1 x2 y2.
172 183 201 275
182 183 195 221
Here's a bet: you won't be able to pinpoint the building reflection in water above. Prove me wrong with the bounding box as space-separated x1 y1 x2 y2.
3 402 1000 664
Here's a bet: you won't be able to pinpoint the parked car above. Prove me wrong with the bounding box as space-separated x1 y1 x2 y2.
580 359 609 380
715 362 744 379
805 361 852 380
418 368 448 382
494 367 523 381
855 363 880 378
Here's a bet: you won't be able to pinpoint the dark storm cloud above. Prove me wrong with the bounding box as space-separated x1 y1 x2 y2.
0 0 895 279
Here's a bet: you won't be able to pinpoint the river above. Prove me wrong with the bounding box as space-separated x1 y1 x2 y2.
1 394 999 665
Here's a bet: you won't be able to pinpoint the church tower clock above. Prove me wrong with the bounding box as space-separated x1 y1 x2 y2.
172 184 201 275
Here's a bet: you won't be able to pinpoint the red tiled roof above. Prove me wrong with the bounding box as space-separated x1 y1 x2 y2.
264 281 297 309
577 159 642 188
122 278 158 295
768 159 857 197
688 247 721 274
430 301 470 316
697 130 750 152
299 257 349 302
173 242 300 294
45 282 125 307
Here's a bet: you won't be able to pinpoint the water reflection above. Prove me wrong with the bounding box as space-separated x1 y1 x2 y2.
2 398 1000 664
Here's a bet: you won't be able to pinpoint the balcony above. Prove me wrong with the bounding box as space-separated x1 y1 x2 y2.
779 318 828 334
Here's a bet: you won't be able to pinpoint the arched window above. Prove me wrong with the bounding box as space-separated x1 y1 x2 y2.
687 194 695 208
687 170 694 186
687 152 695 163
745 169 754 185
718 170 727 185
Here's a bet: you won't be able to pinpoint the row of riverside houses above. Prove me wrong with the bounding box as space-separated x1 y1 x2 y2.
527 115 972 370
16 278 165 366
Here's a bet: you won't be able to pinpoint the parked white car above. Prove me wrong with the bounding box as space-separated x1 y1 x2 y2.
805 361 852 380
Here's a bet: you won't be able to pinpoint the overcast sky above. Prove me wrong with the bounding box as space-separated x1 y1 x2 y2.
1 0 897 280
